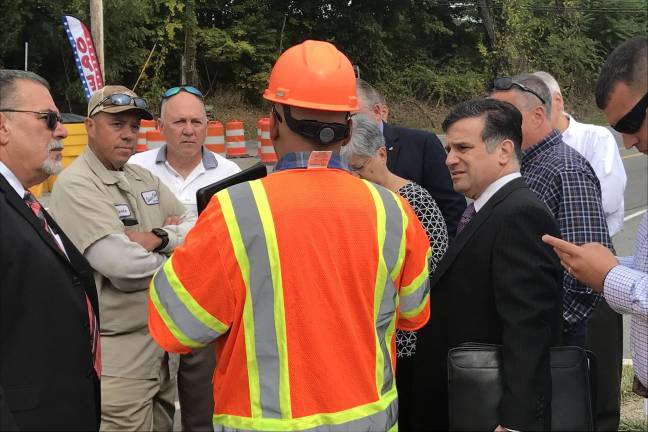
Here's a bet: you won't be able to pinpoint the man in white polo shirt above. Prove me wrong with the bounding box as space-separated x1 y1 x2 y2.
129 85 240 431
130 86 240 217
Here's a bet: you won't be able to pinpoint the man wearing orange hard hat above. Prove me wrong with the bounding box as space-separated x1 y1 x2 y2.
148 40 433 431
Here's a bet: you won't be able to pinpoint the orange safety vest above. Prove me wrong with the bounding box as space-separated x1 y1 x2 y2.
149 167 431 431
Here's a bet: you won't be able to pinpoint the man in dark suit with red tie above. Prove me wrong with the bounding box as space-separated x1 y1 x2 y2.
0 70 100 430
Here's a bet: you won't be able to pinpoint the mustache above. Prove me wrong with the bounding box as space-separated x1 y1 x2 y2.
48 140 64 151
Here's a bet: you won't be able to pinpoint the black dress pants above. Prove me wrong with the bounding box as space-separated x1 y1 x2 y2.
586 298 623 431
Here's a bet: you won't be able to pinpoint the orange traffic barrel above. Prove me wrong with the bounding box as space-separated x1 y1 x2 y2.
258 117 277 164
225 120 247 158
256 119 263 157
146 129 166 149
138 120 157 152
205 121 225 155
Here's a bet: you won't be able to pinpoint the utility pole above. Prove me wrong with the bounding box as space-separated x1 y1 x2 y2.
90 0 105 81
183 0 197 86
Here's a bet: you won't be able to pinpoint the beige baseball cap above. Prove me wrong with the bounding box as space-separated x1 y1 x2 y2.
87 85 153 119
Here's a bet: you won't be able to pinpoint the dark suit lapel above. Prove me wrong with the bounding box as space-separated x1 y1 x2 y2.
0 176 71 263
429 200 493 286
383 122 401 171
429 177 527 286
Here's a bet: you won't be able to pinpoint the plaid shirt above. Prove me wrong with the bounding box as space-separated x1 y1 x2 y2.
521 130 613 331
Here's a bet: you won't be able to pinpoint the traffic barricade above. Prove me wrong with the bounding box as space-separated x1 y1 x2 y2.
146 129 166 149
138 119 157 152
225 120 247 158
258 117 277 164
205 120 226 155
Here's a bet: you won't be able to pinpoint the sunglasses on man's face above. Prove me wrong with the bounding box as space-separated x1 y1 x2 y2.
492 77 546 105
0 109 62 131
612 92 648 135
162 86 204 99
89 93 148 117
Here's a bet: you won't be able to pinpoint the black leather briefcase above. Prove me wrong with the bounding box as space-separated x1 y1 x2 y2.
447 343 596 431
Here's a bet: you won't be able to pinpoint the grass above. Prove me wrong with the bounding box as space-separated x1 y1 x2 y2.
620 364 647 431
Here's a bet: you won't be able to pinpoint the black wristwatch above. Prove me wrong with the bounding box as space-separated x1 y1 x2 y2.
151 228 169 252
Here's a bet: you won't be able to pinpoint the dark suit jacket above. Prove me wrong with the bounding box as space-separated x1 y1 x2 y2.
383 122 466 237
0 174 100 430
407 178 563 431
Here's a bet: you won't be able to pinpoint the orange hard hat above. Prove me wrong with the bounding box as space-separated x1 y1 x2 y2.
263 40 358 112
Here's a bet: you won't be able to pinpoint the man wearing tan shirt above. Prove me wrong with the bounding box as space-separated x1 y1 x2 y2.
50 85 195 431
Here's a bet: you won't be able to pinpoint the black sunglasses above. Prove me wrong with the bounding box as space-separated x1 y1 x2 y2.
612 92 648 134
162 85 204 99
0 109 62 131
492 77 546 105
89 93 148 117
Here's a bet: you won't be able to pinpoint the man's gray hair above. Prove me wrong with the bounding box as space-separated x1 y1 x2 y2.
511 73 553 120
0 70 50 110
533 71 561 95
356 78 385 111
341 114 385 160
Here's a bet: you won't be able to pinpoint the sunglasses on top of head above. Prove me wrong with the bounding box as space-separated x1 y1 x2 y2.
0 109 62 131
612 92 648 135
89 93 148 117
492 77 546 105
162 86 204 100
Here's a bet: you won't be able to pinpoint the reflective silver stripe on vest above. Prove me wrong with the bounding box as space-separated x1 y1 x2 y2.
212 397 398 432
400 278 431 314
228 182 282 418
153 269 223 345
374 186 404 395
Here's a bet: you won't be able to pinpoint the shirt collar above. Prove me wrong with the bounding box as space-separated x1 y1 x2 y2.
83 147 143 185
562 113 580 136
0 161 26 198
473 172 522 212
155 145 218 169
274 151 348 172
522 129 562 166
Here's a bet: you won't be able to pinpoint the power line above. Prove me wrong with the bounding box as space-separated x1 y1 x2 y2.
445 1 648 14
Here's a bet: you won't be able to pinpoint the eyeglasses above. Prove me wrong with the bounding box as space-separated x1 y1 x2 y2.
89 93 148 117
0 109 62 131
612 92 648 134
162 86 204 99
492 77 546 105
349 158 371 172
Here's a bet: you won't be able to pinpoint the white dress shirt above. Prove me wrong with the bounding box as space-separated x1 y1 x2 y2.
129 146 241 216
474 172 522 212
561 114 627 236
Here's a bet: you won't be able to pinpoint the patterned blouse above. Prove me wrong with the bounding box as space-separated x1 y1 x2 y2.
396 182 449 358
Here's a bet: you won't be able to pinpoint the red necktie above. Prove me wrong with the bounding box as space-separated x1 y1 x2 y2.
24 191 101 377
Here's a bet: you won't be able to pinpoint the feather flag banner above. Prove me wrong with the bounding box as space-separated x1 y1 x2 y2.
61 15 104 101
